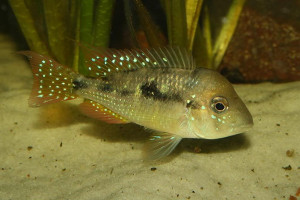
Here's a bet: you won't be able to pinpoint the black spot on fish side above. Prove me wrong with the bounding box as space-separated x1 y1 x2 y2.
140 81 183 102
186 100 200 109
98 83 112 92
140 81 167 101
122 68 138 74
72 80 88 90
120 89 133 96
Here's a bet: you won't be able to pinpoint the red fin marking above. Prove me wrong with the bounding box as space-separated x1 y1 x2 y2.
20 51 77 107
79 100 129 124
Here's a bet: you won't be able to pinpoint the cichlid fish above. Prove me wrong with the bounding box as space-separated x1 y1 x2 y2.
21 46 253 160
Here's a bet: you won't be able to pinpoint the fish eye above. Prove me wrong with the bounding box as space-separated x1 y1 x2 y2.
211 96 228 113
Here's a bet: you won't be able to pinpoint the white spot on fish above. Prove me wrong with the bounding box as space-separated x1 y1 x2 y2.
191 94 196 98
201 105 206 110
42 60 46 64
211 114 216 119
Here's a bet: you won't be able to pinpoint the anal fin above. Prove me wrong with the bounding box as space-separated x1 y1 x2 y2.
79 100 129 124
143 132 182 160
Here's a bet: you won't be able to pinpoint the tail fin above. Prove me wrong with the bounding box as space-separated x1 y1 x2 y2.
20 51 78 107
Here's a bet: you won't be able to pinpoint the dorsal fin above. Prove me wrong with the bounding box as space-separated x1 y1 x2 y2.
80 46 195 78
79 100 129 124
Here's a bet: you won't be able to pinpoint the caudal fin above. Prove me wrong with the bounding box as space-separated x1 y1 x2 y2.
20 51 77 107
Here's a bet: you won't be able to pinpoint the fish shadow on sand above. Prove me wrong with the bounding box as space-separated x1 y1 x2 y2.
179 134 250 154
32 102 91 129
82 119 151 143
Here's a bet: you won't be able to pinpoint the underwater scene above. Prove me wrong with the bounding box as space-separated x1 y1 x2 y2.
0 0 299 199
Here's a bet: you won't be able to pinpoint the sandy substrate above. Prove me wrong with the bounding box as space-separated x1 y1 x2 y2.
0 35 299 200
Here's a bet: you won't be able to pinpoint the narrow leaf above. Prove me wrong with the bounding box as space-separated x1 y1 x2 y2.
163 0 187 47
9 0 49 55
93 0 115 47
185 0 203 51
212 0 245 69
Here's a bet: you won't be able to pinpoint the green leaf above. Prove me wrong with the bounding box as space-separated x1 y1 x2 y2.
93 0 115 47
185 0 203 51
163 0 187 47
9 0 49 55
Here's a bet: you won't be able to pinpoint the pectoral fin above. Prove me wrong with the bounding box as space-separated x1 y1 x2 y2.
143 132 182 160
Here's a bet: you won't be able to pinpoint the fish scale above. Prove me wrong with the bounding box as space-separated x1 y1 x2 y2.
21 46 253 160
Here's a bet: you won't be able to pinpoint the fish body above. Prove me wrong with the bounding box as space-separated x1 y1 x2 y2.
21 47 253 159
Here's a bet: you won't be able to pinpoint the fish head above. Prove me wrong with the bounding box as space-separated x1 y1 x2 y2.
188 69 253 139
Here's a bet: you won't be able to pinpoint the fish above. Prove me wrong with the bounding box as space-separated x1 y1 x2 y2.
20 46 253 160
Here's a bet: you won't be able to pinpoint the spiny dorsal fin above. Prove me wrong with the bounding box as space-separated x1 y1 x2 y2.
79 100 129 124
80 46 195 78
143 132 182 160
